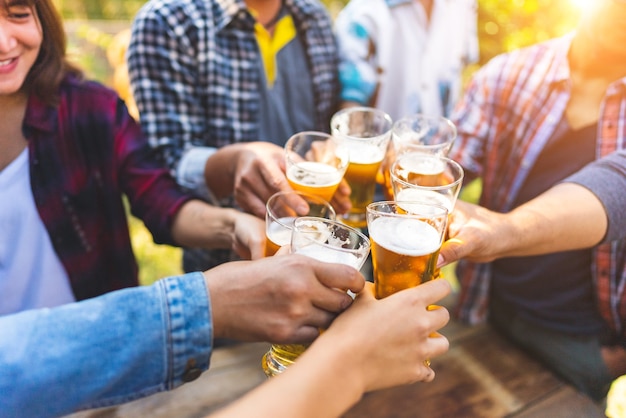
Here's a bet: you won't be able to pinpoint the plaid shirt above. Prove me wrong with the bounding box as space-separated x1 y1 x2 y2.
127 0 339 271
448 34 626 345
127 0 340 170
25 76 193 301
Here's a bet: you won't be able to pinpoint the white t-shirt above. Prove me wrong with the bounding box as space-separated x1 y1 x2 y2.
0 148 75 315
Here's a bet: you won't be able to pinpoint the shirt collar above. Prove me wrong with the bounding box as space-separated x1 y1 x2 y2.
23 93 57 135
545 32 574 87
214 0 319 31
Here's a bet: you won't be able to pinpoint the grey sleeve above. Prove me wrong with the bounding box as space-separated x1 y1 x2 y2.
563 150 626 243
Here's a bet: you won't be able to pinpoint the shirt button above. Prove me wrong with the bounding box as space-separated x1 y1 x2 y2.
182 358 202 382
182 367 202 383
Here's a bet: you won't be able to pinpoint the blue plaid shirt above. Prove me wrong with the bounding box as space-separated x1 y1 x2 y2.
127 0 340 170
128 0 340 271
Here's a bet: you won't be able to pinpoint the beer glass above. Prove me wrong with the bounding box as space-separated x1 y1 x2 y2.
331 107 392 228
264 190 336 257
366 201 448 299
262 217 371 377
285 131 350 202
381 114 457 200
390 153 464 213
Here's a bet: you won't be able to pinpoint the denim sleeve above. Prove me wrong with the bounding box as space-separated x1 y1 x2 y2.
0 272 213 418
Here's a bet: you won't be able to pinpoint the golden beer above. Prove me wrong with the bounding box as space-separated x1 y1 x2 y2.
286 161 343 202
342 144 385 228
264 216 296 257
264 191 336 258
381 114 457 199
262 217 370 377
368 216 442 299
394 154 448 187
331 107 392 228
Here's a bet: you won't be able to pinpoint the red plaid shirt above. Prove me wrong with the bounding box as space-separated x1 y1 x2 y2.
24 76 193 301
449 34 626 345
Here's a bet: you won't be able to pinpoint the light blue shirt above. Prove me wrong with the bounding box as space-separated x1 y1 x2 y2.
0 273 213 418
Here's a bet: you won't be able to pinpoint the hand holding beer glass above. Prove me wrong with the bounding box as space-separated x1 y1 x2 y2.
367 201 448 368
366 201 448 299
381 114 457 200
285 131 350 202
264 190 336 257
262 217 371 377
331 107 392 228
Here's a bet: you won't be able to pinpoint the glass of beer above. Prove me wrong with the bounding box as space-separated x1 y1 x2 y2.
262 217 371 377
390 153 464 213
285 131 350 202
264 190 336 257
366 201 448 299
331 106 392 228
381 114 457 200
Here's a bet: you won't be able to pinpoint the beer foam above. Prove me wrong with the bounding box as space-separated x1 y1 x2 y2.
369 217 440 256
396 188 453 212
267 217 296 246
287 161 343 187
295 245 363 269
347 143 385 164
400 156 445 175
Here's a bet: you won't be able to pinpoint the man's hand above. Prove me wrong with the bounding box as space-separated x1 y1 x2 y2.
204 254 366 343
438 200 510 267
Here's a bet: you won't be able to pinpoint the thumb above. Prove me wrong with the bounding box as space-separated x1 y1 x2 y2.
437 238 469 267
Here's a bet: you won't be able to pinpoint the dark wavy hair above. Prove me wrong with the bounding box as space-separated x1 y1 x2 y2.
3 0 82 105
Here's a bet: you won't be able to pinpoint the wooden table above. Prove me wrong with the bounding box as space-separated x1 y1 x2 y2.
66 320 606 418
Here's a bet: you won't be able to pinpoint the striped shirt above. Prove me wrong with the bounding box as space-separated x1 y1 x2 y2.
448 34 626 345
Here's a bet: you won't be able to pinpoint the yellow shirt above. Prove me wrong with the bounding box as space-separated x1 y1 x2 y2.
254 14 297 87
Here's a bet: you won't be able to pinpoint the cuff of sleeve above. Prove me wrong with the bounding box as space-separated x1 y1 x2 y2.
160 272 213 389
176 147 220 205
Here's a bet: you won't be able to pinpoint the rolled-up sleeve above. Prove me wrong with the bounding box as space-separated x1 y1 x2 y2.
0 272 213 418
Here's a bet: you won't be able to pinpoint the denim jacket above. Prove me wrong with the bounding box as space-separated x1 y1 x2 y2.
0 273 213 418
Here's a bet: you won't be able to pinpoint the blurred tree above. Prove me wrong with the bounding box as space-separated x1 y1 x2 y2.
477 0 581 64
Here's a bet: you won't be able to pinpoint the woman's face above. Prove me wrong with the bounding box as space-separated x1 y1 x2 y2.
0 2 42 97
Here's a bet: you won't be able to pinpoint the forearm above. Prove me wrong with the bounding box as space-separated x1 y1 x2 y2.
497 182 607 257
211 334 363 418
0 273 212 418
171 200 238 250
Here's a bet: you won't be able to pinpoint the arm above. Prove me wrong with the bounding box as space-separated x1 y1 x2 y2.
0 273 212 418
205 254 365 343
171 200 266 260
439 182 607 265
204 142 353 218
439 149 626 265
0 255 366 417
211 279 451 418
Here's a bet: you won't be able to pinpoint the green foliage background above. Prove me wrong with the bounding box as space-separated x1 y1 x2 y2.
54 0 582 285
